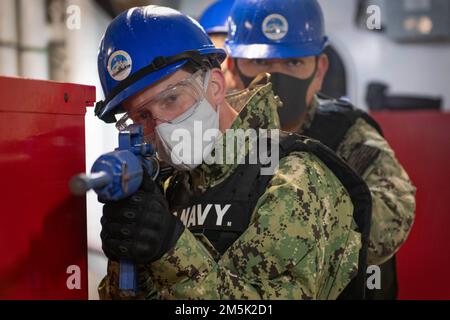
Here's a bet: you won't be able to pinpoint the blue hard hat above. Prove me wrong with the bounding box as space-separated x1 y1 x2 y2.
199 0 235 35
225 0 328 59
96 6 226 123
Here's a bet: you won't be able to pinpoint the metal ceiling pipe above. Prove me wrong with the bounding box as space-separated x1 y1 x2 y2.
0 0 19 76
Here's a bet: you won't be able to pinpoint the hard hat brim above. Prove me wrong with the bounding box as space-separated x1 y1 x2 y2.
99 47 226 120
205 26 228 35
226 38 328 59
99 61 187 119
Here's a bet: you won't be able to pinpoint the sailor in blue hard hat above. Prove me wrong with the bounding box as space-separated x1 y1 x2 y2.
95 5 240 170
199 0 236 88
225 0 329 131
225 0 416 301
95 6 240 293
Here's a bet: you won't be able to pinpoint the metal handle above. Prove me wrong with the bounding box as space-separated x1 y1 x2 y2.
119 260 137 294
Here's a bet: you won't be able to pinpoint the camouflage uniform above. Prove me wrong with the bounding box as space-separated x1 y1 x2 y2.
300 97 417 266
99 83 361 300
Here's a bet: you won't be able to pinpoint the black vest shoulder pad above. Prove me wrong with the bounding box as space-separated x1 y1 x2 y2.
304 95 384 152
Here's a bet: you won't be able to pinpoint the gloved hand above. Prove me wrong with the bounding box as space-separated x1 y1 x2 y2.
100 173 184 264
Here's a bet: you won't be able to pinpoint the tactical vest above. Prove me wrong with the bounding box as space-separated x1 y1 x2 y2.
166 132 372 299
302 94 398 300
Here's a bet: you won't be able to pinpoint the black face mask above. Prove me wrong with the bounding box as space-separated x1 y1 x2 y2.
235 59 318 129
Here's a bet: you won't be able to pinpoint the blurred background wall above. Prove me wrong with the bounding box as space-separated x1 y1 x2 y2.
1 0 449 299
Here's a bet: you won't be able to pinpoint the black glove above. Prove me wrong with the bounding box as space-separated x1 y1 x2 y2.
100 173 184 264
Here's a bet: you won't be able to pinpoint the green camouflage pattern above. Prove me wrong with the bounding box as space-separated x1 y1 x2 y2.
302 97 416 266
189 81 282 193
98 83 361 300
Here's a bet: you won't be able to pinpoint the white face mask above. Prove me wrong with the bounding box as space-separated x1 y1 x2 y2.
155 71 221 171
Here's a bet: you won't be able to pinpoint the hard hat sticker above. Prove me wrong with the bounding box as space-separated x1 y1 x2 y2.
262 14 289 41
108 50 132 81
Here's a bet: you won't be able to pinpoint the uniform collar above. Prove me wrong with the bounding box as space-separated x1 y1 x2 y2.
190 82 281 193
300 94 321 133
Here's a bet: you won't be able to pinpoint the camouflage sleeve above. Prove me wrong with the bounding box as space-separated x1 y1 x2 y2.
115 152 359 300
337 118 417 266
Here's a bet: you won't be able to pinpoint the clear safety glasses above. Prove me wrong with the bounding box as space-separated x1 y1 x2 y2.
116 69 208 132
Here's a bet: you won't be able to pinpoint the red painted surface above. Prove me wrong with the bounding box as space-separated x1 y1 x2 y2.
372 111 450 300
0 76 95 299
